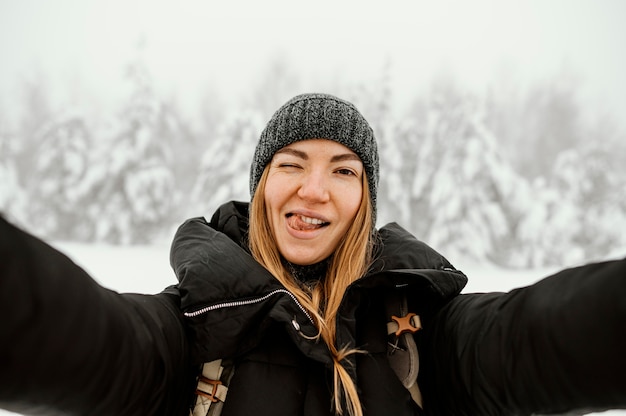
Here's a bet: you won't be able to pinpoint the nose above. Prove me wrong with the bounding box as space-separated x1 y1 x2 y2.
297 170 330 203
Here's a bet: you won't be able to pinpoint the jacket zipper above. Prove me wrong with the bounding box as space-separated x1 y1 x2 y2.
183 289 315 324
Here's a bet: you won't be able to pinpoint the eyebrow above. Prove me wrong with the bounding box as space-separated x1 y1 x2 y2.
330 153 361 163
274 148 361 163
275 148 308 160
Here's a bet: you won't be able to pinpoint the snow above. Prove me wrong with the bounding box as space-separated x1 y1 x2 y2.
55 240 177 294
1 241 624 415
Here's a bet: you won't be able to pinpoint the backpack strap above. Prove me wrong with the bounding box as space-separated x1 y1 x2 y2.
190 359 235 416
385 291 424 408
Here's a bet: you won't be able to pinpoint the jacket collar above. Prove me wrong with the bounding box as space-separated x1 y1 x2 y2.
203 201 467 298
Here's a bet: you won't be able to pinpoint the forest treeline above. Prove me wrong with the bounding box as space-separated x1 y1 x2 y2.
1 58 625 268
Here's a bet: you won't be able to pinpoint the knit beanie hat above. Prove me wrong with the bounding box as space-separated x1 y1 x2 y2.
249 93 379 214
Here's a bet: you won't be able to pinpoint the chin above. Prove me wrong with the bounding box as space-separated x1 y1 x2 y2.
282 251 327 266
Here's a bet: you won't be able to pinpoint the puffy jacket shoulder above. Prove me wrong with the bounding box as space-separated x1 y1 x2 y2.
374 222 459 272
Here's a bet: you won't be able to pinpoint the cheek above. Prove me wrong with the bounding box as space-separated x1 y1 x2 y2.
263 175 286 211
264 193 281 230
339 186 363 221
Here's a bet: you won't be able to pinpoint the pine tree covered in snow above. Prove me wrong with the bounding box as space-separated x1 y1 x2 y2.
513 177 581 267
550 144 626 262
404 85 529 263
512 123 626 267
189 110 265 216
248 55 302 117
0 127 26 225
486 71 585 181
349 62 413 230
25 111 95 240
86 59 179 244
12 78 55 185
376 116 412 229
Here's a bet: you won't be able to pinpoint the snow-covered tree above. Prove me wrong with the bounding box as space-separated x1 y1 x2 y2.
247 55 302 117
13 75 55 184
87 58 180 244
345 61 412 229
512 118 626 267
486 70 585 180
0 127 27 225
189 109 265 216
25 111 95 240
399 84 531 265
511 177 581 267
551 143 626 262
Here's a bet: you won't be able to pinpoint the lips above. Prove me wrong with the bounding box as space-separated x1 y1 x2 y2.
286 213 329 231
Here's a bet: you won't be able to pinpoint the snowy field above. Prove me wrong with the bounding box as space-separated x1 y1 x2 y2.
2 241 624 416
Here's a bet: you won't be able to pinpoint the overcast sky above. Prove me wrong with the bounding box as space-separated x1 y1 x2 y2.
1 0 625 123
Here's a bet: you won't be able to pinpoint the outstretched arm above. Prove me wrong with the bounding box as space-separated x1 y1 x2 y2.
0 216 194 415
421 258 626 415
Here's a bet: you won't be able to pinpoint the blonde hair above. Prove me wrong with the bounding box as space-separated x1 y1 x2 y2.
248 166 374 416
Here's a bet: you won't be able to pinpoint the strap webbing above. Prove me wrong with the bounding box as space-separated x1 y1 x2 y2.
190 359 232 416
385 291 424 409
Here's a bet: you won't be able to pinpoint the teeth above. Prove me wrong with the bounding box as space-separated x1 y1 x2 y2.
299 215 324 225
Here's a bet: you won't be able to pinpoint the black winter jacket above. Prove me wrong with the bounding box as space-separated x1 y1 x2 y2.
1 201 625 415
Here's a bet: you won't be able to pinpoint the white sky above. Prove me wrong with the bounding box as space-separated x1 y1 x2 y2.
0 0 625 122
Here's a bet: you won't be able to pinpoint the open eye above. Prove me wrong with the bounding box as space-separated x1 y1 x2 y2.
335 168 357 176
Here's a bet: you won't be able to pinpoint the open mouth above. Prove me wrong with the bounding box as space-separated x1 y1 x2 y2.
286 213 330 231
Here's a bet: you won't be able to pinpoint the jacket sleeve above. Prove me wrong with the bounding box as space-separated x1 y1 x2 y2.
0 216 195 416
420 258 626 416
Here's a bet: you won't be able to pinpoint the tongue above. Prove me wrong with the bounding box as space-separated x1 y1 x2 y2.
287 215 322 231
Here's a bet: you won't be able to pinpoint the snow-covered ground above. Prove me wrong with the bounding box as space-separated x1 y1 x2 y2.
1 241 624 416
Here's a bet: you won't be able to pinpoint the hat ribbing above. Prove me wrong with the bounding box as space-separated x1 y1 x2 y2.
249 93 379 213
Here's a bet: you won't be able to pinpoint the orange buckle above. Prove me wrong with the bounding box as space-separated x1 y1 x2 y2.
391 313 421 337
196 376 222 403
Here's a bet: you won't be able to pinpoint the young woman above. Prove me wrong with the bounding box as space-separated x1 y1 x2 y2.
1 93 625 416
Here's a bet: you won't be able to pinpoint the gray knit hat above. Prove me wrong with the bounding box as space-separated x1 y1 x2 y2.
250 93 379 213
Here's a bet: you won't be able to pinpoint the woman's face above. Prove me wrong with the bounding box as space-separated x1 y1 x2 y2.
264 139 364 265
